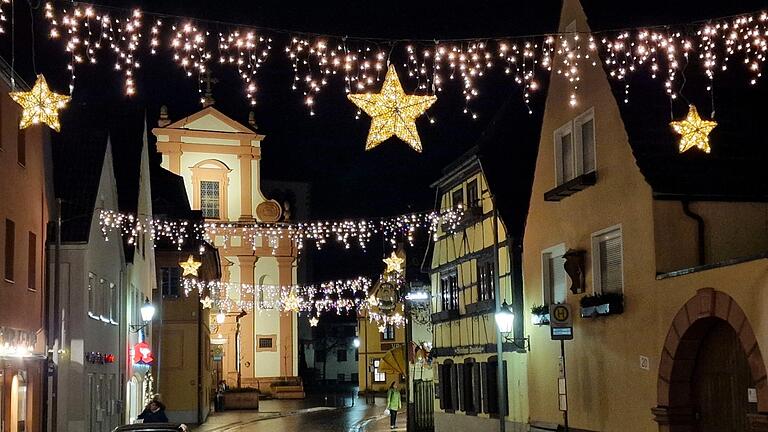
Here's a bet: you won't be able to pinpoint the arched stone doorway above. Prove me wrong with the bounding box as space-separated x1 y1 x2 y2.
653 288 768 431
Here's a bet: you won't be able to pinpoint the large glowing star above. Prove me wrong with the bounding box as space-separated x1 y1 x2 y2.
670 105 717 154
347 64 436 152
200 296 213 309
309 316 319 327
132 341 154 365
9 74 70 132
180 255 202 277
383 252 404 274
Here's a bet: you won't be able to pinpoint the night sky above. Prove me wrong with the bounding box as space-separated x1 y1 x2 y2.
4 0 768 283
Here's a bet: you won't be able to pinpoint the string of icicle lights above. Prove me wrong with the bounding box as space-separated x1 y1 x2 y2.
98 206 464 251
184 276 373 314
40 2 768 116
186 276 407 329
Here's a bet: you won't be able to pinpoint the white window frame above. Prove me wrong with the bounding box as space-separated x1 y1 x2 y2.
109 283 118 325
541 243 567 305
591 224 624 295
554 107 596 186
88 273 99 320
373 359 386 382
574 107 596 175
553 122 574 186
99 278 110 323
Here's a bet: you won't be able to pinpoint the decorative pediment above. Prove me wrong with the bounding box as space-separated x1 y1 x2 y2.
166 106 256 135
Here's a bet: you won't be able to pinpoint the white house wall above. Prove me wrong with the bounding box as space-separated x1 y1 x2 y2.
56 143 126 432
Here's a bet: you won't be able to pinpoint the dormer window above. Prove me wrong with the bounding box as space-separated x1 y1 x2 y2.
466 179 479 209
452 188 464 208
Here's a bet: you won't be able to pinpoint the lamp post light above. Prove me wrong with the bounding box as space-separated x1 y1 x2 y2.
494 301 514 335
494 300 530 351
353 338 360 348
216 311 226 325
130 297 156 333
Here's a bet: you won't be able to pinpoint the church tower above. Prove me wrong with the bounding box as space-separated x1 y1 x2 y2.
154 106 299 387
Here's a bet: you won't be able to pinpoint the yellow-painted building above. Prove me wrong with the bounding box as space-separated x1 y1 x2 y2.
153 106 300 392
429 148 528 432
522 2 768 431
357 271 407 394
153 242 219 425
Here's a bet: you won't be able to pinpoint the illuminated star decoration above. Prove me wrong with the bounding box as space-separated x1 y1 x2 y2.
378 324 388 334
9 74 70 132
309 316 319 327
200 296 213 309
348 64 437 152
180 255 202 277
383 252 404 274
283 288 302 313
367 295 380 307
670 105 717 154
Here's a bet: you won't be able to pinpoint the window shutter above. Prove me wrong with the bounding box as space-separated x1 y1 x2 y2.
472 363 482 413
561 132 574 182
450 364 459 411
481 362 489 414
438 364 444 409
600 234 623 294
457 363 465 412
553 254 567 303
581 118 595 173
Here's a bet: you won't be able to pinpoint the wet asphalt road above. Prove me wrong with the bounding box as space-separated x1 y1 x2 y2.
194 395 390 432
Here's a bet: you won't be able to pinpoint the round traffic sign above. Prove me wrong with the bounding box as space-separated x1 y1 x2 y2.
553 305 570 323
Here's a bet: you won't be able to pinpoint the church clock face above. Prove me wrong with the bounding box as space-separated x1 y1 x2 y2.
377 282 397 312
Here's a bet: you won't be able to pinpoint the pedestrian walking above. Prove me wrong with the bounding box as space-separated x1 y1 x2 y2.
138 398 169 423
215 380 227 412
386 381 402 429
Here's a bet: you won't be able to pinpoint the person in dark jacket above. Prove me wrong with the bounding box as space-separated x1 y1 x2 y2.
138 399 169 423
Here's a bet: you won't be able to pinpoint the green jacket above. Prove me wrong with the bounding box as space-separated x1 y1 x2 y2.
387 388 402 410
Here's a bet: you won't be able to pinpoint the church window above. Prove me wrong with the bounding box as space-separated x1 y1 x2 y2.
200 180 220 219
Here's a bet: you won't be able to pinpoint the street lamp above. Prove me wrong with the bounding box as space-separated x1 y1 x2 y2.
353 338 360 348
131 297 156 333
216 311 226 324
494 301 530 351
494 301 514 334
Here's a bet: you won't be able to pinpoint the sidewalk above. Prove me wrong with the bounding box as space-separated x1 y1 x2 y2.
361 409 407 432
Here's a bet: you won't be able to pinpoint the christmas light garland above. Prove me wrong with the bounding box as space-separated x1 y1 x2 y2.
98 206 463 251
182 276 373 314
38 2 768 120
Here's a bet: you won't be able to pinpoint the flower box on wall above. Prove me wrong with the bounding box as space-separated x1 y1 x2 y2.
531 313 550 326
530 304 551 326
579 293 624 318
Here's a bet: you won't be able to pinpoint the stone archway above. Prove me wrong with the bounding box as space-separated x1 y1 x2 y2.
653 288 768 431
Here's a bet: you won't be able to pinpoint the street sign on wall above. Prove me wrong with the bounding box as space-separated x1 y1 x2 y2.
549 304 573 340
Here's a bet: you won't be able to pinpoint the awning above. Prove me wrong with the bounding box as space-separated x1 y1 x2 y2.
379 345 406 375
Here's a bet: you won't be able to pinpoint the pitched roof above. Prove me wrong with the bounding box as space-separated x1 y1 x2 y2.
51 127 109 243
579 1 768 201
150 164 194 219
432 91 545 241
163 106 262 138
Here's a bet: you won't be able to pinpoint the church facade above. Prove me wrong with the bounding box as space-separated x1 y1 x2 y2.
153 106 299 387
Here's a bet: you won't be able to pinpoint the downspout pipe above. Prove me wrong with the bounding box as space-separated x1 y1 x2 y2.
681 201 705 265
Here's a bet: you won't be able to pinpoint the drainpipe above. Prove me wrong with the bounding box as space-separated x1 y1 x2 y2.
681 201 705 265
491 197 506 432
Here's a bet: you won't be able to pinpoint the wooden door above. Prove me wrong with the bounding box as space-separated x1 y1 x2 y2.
692 321 755 431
